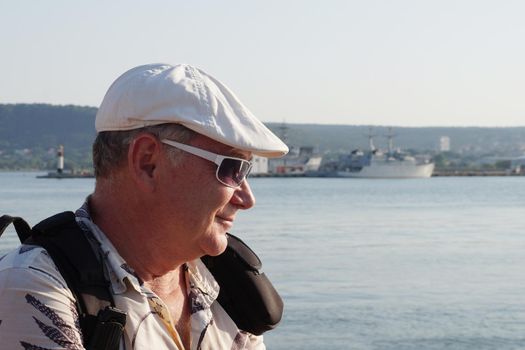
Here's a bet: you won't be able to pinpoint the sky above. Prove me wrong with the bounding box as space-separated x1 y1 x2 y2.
1 0 524 127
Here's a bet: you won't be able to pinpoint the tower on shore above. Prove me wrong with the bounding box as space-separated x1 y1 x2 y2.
57 145 64 174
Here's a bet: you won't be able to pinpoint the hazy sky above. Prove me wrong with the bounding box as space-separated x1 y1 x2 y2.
1 0 524 126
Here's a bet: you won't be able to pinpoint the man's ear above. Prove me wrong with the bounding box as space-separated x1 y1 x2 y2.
127 134 162 192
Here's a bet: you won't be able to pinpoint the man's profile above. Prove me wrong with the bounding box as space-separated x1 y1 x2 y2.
0 63 288 349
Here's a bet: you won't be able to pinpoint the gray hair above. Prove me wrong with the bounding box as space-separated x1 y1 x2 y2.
92 123 195 178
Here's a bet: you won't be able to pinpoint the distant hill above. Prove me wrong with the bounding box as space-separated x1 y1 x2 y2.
268 124 525 156
1 104 525 170
0 104 97 151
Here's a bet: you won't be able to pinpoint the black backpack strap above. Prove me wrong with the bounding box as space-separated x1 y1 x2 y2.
11 211 125 350
0 215 32 242
201 233 284 335
31 212 111 303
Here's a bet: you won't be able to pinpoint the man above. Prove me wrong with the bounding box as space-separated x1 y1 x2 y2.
0 64 288 349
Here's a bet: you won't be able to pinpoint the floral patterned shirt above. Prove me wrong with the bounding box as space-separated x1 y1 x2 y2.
0 201 264 350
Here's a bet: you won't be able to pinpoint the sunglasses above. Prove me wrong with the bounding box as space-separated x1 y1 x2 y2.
161 139 253 188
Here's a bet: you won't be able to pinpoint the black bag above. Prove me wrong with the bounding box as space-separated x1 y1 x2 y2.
201 233 284 335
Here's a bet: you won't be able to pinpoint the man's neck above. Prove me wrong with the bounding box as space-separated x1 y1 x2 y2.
145 267 192 349
90 190 192 348
89 184 187 280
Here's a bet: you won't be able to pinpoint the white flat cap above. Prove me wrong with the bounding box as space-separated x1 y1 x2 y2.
96 63 288 158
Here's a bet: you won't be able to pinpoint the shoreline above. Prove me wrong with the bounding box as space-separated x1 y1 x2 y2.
250 170 525 178
2 170 524 178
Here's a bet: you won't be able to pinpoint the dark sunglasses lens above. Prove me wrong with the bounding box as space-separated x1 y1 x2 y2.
218 158 250 186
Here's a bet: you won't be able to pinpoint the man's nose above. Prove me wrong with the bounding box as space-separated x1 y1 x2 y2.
230 179 256 209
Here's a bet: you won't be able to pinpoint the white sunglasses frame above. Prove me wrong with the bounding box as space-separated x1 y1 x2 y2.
161 139 253 188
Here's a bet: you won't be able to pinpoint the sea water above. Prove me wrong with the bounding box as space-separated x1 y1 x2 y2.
1 172 524 349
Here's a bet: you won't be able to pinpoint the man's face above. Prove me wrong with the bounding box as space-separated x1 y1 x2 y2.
156 134 255 260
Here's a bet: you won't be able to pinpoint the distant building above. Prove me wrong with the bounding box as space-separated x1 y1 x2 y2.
439 136 450 152
268 146 322 175
251 155 268 175
511 156 525 174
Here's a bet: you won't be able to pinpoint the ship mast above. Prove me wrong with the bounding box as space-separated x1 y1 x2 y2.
367 127 376 151
385 127 397 154
278 121 289 169
277 122 288 145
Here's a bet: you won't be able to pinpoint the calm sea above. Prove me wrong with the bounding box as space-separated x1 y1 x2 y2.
1 172 525 350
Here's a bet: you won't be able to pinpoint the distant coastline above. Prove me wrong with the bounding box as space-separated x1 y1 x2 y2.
2 169 524 177
2 103 525 176
245 170 525 178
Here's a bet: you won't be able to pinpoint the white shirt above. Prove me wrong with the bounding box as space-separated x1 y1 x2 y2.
0 202 264 350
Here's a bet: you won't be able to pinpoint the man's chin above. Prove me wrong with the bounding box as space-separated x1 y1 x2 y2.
200 234 228 257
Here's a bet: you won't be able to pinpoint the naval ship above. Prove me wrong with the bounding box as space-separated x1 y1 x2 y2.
332 128 434 179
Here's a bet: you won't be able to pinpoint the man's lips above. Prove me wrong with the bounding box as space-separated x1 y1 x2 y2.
216 216 234 223
216 215 235 229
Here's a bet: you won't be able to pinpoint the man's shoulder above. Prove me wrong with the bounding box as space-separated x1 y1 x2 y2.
0 244 67 290
0 245 83 349
1 244 49 269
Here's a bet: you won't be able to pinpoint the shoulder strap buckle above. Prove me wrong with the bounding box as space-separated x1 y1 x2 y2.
87 306 127 350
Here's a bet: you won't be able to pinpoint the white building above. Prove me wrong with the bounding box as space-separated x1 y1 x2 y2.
251 155 268 174
439 136 450 152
